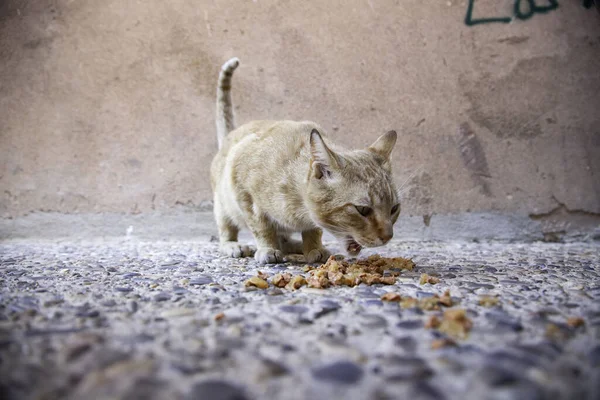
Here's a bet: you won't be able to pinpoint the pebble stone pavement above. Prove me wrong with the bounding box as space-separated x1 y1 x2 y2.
1 237 599 400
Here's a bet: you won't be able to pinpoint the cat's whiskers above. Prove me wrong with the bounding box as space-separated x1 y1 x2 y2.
317 221 348 236
318 221 357 240
396 165 425 198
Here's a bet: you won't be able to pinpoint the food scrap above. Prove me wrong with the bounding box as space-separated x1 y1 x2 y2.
272 273 292 288
214 312 225 321
419 273 440 285
566 317 585 328
306 269 330 289
285 275 307 290
438 309 473 340
244 276 269 289
400 297 419 309
420 297 442 311
431 338 457 349
425 315 441 329
257 270 269 280
439 290 453 307
400 292 453 311
381 292 402 302
478 295 500 308
363 255 415 271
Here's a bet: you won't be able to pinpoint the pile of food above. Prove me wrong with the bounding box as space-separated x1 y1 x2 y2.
245 254 415 290
304 254 414 288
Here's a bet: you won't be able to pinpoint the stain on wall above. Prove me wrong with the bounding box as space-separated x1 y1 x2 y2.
461 56 561 139
405 172 434 214
458 122 492 197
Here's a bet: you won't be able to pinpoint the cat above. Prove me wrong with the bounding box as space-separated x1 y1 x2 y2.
210 57 401 264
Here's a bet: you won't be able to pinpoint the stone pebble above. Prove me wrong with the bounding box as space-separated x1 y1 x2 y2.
312 361 364 384
382 356 434 381
396 319 423 330
189 276 213 285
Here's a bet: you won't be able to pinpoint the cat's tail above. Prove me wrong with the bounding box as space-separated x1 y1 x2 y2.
215 57 240 149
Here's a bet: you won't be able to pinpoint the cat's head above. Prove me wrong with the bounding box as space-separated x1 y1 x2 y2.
306 129 400 256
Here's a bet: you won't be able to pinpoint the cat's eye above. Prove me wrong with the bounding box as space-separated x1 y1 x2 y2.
355 205 373 217
391 204 400 215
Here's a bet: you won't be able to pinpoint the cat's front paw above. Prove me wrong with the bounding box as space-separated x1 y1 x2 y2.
220 242 255 258
255 248 284 264
304 247 331 263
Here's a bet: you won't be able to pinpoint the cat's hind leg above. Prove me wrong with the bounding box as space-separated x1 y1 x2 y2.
279 233 303 255
236 192 284 264
215 198 254 258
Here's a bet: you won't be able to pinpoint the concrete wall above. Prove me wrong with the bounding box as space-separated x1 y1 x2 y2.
1 1 599 238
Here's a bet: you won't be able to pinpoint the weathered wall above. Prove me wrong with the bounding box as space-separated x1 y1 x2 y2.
1 1 599 236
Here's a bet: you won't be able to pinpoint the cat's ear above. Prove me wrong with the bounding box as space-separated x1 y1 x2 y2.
310 129 341 179
368 130 397 159
368 130 397 170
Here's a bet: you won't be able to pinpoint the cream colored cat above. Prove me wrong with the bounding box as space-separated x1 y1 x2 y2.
210 57 401 264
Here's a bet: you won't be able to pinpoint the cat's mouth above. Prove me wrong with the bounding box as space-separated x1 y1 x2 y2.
345 237 362 256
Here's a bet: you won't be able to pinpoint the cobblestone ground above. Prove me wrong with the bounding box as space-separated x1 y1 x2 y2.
1 238 599 400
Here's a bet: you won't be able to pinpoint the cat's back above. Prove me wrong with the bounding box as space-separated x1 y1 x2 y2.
211 120 324 188
226 120 320 149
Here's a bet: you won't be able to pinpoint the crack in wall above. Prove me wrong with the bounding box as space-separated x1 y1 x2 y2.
528 196 600 242
528 196 600 220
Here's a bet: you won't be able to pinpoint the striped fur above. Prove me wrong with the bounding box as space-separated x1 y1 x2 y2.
215 57 239 149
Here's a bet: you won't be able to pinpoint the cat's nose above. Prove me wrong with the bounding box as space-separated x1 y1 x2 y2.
377 222 393 245
379 231 393 244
